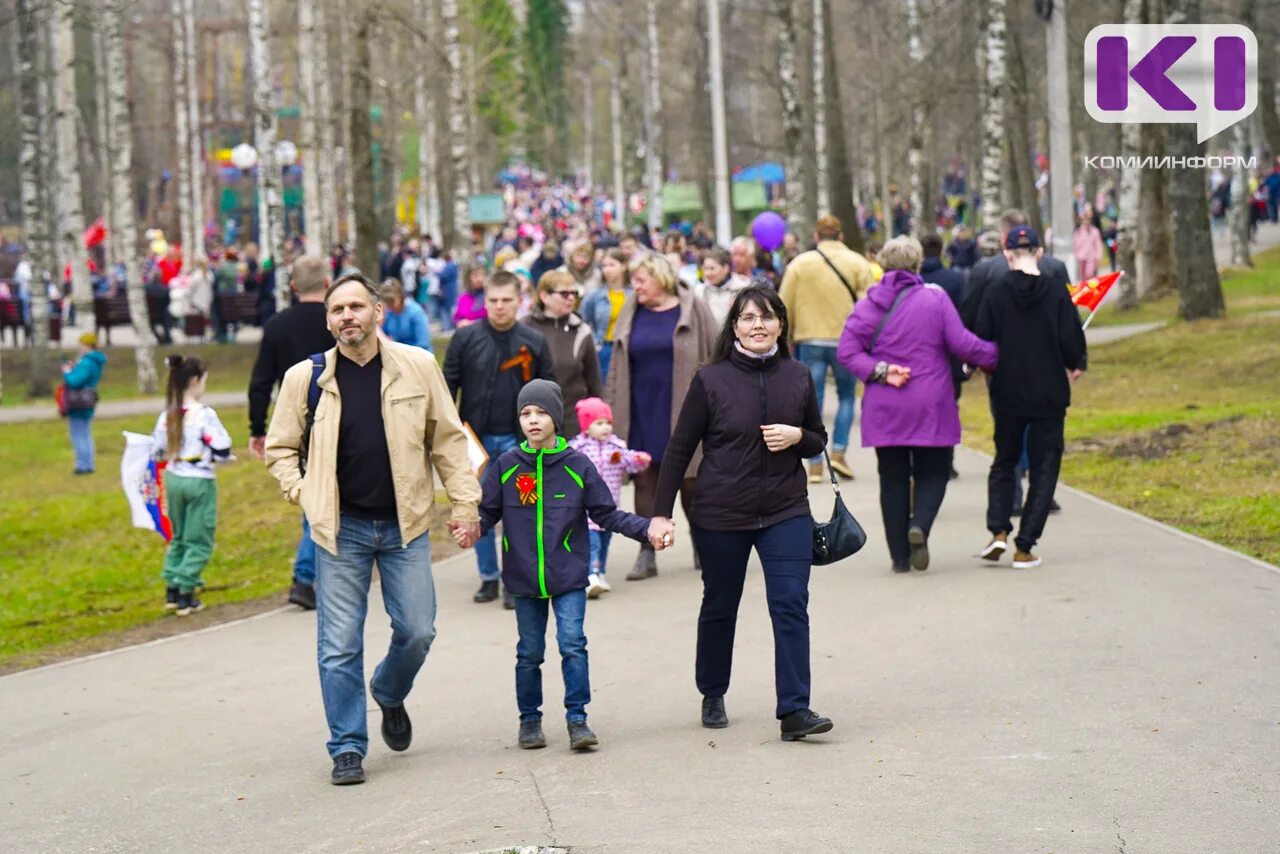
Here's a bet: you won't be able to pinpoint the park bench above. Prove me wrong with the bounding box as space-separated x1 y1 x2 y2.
215 291 261 326
1 297 62 347
92 294 170 345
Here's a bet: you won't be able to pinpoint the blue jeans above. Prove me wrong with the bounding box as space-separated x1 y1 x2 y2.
597 342 614 380
795 343 855 463
588 530 613 575
513 589 590 723
68 416 94 472
315 516 437 758
294 514 316 585
475 433 520 581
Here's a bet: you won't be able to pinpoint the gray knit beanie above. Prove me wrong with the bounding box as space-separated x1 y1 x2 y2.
517 379 564 432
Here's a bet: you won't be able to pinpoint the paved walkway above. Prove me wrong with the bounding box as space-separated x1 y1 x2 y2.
0 390 246 424
3 439 1277 852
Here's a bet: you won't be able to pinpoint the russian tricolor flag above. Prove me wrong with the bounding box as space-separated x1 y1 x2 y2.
121 431 172 542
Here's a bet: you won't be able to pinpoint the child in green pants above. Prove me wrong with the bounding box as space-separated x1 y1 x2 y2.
151 355 233 615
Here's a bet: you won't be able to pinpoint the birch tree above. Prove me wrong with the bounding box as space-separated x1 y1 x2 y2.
171 0 194 260
91 12 117 265
611 65 625 226
906 0 926 235
299 0 322 254
53 0 90 323
248 0 287 309
313 0 336 249
350 9 379 277
18 0 52 396
443 0 472 253
412 0 440 240
645 0 663 230
979 0 1007 227
1228 121 1252 268
812 0 828 214
106 0 158 392
1113 3 1143 308
183 0 204 260
776 0 808 238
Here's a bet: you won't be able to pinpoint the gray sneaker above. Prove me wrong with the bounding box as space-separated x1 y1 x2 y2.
567 720 598 750
626 546 658 581
518 720 546 749
331 751 365 785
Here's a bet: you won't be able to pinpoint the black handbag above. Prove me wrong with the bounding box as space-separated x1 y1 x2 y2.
811 450 867 565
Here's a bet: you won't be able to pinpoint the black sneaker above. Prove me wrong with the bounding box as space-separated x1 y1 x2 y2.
373 695 412 752
502 586 515 610
164 585 180 611
1049 499 1062 514
780 708 834 742
175 592 206 617
567 720 598 750
892 562 910 573
474 579 499 603
908 525 930 571
701 696 728 729
331 751 365 785
518 720 547 749
288 581 316 610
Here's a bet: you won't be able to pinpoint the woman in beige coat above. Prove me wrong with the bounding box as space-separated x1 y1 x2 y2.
604 254 718 580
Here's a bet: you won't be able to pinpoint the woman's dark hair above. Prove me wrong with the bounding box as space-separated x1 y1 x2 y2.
710 284 791 363
164 355 207 460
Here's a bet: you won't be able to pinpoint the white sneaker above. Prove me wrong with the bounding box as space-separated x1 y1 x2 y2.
586 574 606 599
596 574 612 592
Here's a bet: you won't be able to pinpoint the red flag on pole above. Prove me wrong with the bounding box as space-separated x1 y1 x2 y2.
1067 270 1122 313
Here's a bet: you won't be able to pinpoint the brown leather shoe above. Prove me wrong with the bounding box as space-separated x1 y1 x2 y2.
981 533 1008 561
808 462 824 484
828 452 855 480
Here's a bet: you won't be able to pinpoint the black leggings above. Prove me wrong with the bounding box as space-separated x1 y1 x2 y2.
875 446 954 567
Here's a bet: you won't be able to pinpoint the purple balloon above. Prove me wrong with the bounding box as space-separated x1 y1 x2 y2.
751 211 787 252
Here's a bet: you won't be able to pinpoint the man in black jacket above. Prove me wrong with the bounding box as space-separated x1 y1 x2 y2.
975 226 1086 570
443 270 555 605
247 255 335 609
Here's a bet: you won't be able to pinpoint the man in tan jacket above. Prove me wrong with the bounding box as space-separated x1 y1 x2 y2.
265 274 481 786
779 215 874 482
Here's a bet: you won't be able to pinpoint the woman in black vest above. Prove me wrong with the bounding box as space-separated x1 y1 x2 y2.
653 285 834 741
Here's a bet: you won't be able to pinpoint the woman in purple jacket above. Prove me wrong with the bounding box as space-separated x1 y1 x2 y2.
837 237 998 572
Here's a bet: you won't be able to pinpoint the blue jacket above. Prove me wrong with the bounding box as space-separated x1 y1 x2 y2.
382 299 433 351
580 286 629 347
920 257 966 310
62 350 106 419
479 438 650 598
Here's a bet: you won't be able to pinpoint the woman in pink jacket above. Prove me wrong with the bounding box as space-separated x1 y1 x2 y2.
1072 208 1105 281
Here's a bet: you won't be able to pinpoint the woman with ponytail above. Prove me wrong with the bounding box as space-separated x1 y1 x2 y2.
150 355 233 615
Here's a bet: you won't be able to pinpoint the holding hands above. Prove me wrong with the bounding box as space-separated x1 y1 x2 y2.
648 517 676 550
448 520 482 549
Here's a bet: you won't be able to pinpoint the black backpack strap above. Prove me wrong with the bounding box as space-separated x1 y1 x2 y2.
869 286 916 354
814 247 857 305
298 352 326 476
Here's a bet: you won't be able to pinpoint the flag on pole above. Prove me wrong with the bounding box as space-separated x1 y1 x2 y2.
1067 270 1123 313
121 431 172 542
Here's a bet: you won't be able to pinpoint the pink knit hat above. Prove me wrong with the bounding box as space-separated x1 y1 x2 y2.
575 397 613 429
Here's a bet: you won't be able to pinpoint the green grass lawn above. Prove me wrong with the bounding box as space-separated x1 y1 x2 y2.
0 405 462 670
1088 244 1280 327
960 313 1280 565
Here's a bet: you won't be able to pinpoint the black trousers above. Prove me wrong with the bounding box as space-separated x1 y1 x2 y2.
988 413 1065 552
875 446 953 567
692 515 812 718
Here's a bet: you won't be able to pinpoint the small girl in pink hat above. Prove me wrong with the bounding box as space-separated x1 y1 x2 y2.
569 397 652 597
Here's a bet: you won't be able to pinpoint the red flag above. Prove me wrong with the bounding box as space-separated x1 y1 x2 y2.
1067 271 1122 313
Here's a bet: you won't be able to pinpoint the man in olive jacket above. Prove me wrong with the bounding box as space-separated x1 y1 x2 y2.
265 274 481 787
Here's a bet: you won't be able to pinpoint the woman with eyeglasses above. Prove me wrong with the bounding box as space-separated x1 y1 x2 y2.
652 284 835 742
523 269 603 435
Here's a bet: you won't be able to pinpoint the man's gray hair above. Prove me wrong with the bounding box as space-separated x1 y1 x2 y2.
324 273 382 307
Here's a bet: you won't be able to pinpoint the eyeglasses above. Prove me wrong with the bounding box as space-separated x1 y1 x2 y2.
736 313 780 327
546 289 579 299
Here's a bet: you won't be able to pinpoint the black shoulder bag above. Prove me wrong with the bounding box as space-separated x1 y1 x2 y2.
814 247 858 306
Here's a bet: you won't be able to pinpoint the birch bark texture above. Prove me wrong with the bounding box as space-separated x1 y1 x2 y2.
812 0 828 214
443 0 471 253
776 0 808 238
906 0 925 235
172 0 194 261
183 0 204 260
412 0 439 239
92 14 116 266
1113 0 1144 308
54 0 91 322
706 0 732 245
298 0 322 254
645 0 664 230
105 0 159 392
979 0 1007 228
313 0 337 249
611 67 625 226
248 0 287 309
18 0 52 396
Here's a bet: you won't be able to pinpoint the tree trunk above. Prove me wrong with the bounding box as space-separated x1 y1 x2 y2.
1228 121 1252 268
172 0 194 260
645 0 663 230
105 0 158 392
18 0 52 396
583 74 594 189
822 0 860 251
350 10 380 276
706 0 732 245
183 0 204 260
299 0 321 254
979 0 1007 227
906 0 926 235
91 16 116 265
443 0 471 253
249 0 287 309
412 0 439 239
1137 123 1176 299
812 0 828 215
313 0 336 249
611 67 626 228
338 3 357 248
1114 0 1143 308
776 0 808 238
691 0 714 224
54 0 91 324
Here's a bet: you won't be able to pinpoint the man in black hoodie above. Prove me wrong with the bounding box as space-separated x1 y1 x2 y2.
975 226 1086 569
